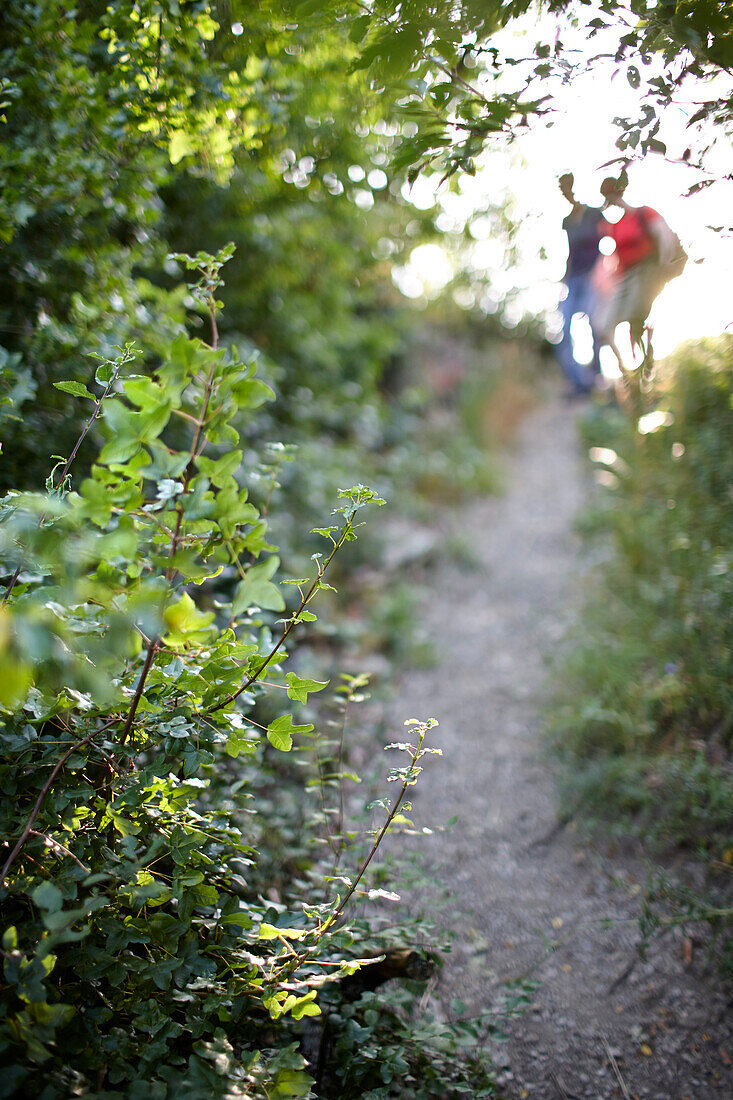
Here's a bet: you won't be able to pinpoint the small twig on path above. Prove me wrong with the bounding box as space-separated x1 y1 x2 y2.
550 1070 580 1099
607 952 639 994
602 1036 632 1100
525 813 574 851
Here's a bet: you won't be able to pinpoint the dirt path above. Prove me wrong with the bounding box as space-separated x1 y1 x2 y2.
384 395 732 1099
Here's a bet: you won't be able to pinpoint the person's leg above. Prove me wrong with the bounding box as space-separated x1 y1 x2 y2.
594 278 627 375
627 260 658 353
577 277 603 375
556 276 592 392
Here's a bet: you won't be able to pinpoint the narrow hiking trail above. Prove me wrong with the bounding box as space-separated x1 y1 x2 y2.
384 395 732 1099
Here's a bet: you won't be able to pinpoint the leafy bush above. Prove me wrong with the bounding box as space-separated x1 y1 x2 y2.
0 248 524 1097
0 248 378 1094
321 986 511 1098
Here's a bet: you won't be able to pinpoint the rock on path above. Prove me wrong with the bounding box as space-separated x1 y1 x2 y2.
385 396 732 1099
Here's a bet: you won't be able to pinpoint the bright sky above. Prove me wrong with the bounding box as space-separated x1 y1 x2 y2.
392 6 733 361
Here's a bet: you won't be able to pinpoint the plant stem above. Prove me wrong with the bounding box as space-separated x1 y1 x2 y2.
119 639 159 747
281 724 429 982
119 292 220 743
326 727 425 929
207 525 351 714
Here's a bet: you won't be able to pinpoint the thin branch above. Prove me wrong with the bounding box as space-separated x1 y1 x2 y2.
119 289 221 743
119 639 159 747
206 528 349 714
280 723 433 983
325 732 424 930
29 830 91 874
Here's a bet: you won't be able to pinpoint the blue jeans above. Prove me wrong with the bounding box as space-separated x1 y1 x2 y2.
556 273 602 392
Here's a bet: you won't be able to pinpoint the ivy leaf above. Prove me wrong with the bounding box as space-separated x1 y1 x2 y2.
196 450 243 487
162 592 216 647
225 731 257 758
285 673 328 703
106 809 141 837
266 714 314 752
78 478 113 527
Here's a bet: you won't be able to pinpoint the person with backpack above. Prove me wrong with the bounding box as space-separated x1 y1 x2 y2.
555 172 605 396
597 173 685 371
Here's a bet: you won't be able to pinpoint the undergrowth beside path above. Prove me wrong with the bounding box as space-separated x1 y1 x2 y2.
551 337 733 976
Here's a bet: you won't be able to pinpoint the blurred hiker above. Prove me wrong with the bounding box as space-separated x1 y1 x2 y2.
555 172 604 396
597 173 685 372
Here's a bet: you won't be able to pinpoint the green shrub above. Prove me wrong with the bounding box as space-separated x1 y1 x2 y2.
0 249 521 1097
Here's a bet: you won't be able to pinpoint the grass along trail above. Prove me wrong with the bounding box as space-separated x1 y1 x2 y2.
383 393 732 1099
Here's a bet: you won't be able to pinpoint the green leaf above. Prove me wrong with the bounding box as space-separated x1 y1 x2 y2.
27 1002 75 1028
0 659 32 709
348 14 371 44
169 129 195 165
269 1067 314 1098
290 990 321 1020
32 882 63 913
94 361 114 386
78 477 113 526
225 731 257 757
53 380 95 400
162 592 216 647
196 450 243 487
107 809 141 837
232 557 285 614
285 673 328 703
231 376 275 409
258 923 306 941
123 377 168 411
266 714 314 752
2 926 18 950
220 911 253 928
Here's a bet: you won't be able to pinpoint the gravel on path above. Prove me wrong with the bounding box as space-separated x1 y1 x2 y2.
385 395 732 1100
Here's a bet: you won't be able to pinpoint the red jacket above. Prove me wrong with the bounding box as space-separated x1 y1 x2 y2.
602 207 660 273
